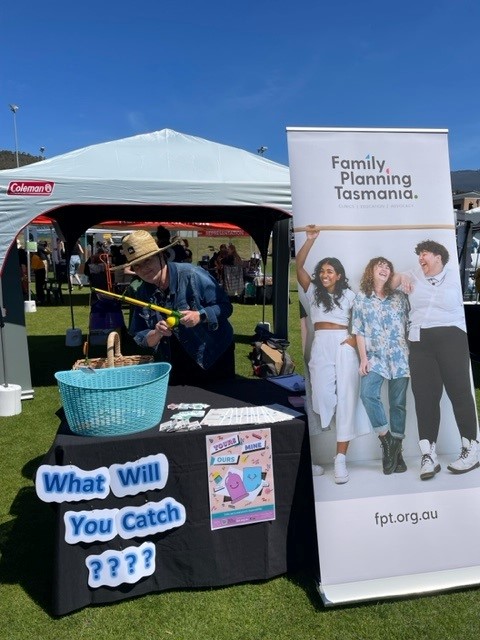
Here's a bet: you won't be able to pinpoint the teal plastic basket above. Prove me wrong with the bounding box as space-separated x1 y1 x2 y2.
55 362 171 437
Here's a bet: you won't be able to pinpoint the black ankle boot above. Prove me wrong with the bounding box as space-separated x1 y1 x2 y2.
395 451 407 473
379 432 402 475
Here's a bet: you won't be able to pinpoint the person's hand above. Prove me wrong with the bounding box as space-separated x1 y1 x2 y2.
146 319 171 348
358 357 370 376
154 319 173 338
398 274 413 294
180 309 201 328
342 334 357 349
305 224 319 241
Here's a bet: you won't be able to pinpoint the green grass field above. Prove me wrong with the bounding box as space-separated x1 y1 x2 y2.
1 238 480 639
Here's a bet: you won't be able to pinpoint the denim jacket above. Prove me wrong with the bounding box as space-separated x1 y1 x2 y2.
129 261 234 370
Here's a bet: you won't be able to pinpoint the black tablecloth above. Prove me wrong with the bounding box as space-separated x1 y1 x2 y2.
40 378 315 615
464 303 480 359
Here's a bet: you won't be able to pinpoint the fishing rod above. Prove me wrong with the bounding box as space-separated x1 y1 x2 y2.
91 287 182 327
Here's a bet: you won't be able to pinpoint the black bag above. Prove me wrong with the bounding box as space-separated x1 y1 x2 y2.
249 334 295 378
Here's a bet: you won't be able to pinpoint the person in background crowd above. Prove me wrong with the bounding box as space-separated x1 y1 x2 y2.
109 244 132 288
37 240 51 273
69 240 84 289
51 237 68 283
296 226 368 484
209 244 228 269
110 244 126 268
85 237 93 262
219 244 245 298
115 230 235 385
211 244 229 282
31 248 46 305
395 239 479 480
156 225 188 263
221 244 243 267
17 238 28 298
53 237 65 265
156 225 172 248
94 240 108 254
352 257 410 475
103 234 114 253
179 237 193 263
84 244 111 293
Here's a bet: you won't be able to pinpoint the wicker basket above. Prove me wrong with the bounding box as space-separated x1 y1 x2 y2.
73 331 153 370
55 362 171 437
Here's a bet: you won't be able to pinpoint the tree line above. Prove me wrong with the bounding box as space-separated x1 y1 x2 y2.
0 150 43 170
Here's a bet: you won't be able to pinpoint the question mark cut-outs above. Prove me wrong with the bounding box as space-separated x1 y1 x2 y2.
86 542 156 588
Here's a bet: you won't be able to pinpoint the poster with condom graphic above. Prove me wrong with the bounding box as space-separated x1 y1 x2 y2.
206 428 275 530
287 127 480 606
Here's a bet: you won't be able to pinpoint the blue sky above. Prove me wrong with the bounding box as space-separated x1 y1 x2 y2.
2 0 479 170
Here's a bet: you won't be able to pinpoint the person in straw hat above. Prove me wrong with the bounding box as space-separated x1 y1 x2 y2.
113 230 235 385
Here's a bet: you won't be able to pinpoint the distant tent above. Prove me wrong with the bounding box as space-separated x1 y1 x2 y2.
31 217 249 237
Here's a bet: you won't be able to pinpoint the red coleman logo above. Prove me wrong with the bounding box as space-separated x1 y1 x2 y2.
7 180 55 196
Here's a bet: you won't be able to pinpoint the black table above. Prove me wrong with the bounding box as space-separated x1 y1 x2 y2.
40 379 315 616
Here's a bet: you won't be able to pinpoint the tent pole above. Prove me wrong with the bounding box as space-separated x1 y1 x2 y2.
68 284 75 329
49 225 56 280
25 227 33 303
261 262 266 325
0 282 9 387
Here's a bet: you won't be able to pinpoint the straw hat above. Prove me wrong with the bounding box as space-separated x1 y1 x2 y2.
111 230 178 271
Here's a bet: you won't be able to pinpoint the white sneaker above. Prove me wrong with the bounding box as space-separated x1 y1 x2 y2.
419 439 441 480
312 464 325 476
334 454 349 484
447 438 480 474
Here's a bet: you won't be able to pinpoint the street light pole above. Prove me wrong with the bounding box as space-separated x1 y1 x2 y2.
8 104 19 168
8 104 34 308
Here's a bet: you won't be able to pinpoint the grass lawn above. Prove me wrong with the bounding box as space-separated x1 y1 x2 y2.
1 241 480 639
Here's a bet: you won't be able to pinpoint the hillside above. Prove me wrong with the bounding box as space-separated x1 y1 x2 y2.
451 170 480 193
0 150 43 170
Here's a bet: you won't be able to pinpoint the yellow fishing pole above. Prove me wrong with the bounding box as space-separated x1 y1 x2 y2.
91 287 182 327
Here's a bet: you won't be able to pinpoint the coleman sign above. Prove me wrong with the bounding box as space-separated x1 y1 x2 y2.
7 181 55 196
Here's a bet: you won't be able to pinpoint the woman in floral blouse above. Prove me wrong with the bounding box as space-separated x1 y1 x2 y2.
352 257 410 475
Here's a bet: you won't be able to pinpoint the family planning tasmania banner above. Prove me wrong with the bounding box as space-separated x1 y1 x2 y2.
286 127 480 605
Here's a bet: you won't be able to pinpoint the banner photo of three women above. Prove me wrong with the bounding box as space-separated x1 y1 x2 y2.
296 225 478 487
287 129 480 492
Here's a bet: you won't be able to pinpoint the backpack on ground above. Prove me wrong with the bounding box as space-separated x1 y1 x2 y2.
249 333 295 378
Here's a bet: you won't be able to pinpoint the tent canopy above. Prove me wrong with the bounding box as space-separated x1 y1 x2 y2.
0 129 291 271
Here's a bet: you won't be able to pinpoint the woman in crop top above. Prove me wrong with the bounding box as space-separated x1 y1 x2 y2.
296 226 365 484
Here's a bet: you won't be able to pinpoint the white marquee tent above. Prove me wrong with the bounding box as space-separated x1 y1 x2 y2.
0 129 292 393
0 128 291 269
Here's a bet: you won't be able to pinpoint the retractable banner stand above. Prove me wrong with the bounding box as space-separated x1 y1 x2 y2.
286 127 480 605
